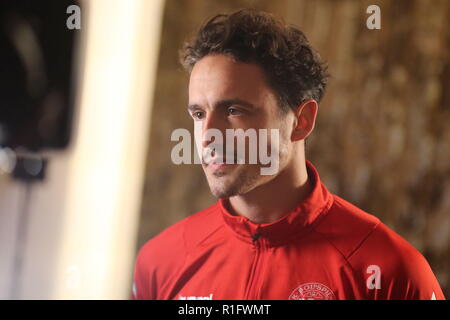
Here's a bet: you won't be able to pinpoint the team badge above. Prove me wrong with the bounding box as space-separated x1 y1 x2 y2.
289 282 336 300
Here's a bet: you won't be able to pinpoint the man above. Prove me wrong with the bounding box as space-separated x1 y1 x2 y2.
132 9 445 300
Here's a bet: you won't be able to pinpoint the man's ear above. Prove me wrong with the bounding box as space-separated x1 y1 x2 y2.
291 99 318 142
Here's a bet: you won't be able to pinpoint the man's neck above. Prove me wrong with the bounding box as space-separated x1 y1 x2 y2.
226 158 313 224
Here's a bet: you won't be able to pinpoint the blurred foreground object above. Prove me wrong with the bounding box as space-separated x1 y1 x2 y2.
0 0 77 151
0 0 165 299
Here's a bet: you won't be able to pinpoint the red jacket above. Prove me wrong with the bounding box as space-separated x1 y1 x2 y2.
132 160 445 300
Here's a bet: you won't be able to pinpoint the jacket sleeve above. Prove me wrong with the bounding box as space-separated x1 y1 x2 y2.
131 244 155 300
130 220 189 300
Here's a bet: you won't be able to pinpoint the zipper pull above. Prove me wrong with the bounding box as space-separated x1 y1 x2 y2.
252 233 261 242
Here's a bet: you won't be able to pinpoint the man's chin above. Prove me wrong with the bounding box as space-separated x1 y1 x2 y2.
207 180 237 198
207 174 257 198
205 174 240 198
204 165 262 198
210 186 243 199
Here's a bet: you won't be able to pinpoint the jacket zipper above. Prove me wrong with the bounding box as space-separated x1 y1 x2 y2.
244 233 265 299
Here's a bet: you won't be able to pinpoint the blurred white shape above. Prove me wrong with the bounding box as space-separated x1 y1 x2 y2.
0 147 17 174
65 265 81 290
51 0 165 299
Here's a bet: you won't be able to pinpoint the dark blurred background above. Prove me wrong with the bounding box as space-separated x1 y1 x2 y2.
137 0 450 297
0 0 76 151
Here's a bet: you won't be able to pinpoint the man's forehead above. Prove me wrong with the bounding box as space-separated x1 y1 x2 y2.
188 54 270 101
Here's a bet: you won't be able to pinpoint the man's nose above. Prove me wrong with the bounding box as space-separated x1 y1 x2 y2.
201 112 225 149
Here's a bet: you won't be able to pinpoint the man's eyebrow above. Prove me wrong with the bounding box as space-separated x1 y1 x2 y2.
215 99 255 109
188 99 255 112
187 104 202 112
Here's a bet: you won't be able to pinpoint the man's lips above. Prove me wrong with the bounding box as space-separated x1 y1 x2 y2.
205 158 236 171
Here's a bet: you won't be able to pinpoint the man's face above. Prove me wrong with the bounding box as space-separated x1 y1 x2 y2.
188 54 294 198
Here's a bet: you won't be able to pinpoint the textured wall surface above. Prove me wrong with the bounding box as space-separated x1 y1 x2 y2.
137 0 450 297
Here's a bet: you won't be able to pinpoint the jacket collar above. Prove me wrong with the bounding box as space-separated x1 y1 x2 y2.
218 160 334 246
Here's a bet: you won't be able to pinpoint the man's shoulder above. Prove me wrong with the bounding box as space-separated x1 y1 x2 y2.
346 214 433 278
314 194 424 263
315 194 436 281
138 201 223 261
313 194 381 259
132 202 224 299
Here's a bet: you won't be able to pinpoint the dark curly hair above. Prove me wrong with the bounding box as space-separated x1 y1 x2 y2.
180 9 329 112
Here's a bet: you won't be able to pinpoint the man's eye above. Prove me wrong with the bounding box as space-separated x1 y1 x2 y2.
192 111 205 120
227 107 242 116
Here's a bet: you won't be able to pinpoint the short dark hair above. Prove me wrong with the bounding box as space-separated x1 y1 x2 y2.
180 9 329 112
